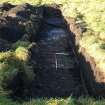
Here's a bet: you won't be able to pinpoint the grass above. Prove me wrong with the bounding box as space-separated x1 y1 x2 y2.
0 96 105 105
0 41 35 96
0 0 105 105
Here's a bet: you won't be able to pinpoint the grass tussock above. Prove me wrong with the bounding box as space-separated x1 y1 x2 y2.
0 41 35 96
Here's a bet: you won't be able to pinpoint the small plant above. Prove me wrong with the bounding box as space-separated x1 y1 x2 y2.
15 46 30 62
12 40 31 49
100 43 105 50
0 43 35 97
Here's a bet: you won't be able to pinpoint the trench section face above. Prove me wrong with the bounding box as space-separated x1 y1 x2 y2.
31 9 84 97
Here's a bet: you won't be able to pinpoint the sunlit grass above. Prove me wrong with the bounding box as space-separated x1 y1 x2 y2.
0 96 105 105
0 41 35 96
0 0 105 105
0 0 55 5
0 0 40 5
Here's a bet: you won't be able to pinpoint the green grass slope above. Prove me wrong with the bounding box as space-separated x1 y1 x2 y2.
0 96 105 105
0 0 105 105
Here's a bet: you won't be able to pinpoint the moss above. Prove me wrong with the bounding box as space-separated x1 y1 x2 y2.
0 42 35 96
15 46 30 62
0 51 13 62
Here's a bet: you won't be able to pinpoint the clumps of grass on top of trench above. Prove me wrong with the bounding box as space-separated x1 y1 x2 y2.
0 41 35 97
0 0 42 5
0 95 20 105
0 96 105 105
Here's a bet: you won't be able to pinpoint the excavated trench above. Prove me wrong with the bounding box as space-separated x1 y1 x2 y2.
29 6 86 98
0 3 90 99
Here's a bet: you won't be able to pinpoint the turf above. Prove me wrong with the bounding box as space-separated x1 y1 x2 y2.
0 0 105 105
1 96 105 105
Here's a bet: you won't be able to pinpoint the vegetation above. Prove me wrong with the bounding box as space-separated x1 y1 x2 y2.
1 1 104 33
0 41 35 97
0 0 105 105
0 96 105 105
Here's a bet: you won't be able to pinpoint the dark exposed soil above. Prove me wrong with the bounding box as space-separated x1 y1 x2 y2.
30 7 85 98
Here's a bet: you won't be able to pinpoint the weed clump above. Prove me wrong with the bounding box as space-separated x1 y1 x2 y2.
0 42 35 97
